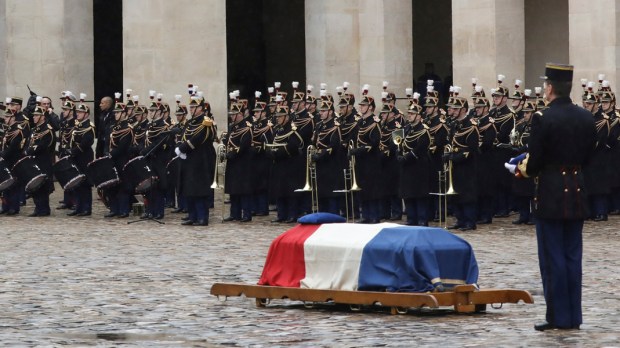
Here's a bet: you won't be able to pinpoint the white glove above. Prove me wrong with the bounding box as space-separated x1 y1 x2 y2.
504 162 516 174
175 147 187 160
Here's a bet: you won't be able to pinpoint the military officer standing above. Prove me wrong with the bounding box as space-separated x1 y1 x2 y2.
25 106 56 216
518 63 596 331
0 99 26 215
105 101 134 218
250 93 273 216
67 102 95 216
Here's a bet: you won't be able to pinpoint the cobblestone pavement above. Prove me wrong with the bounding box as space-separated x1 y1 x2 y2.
1 185 619 347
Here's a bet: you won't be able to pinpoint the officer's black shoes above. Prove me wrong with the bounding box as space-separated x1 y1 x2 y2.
512 218 527 225
171 208 184 213
195 219 208 226
56 203 69 210
284 218 297 223
222 216 237 222
117 213 129 218
153 215 164 220
494 212 509 218
140 213 152 219
254 212 269 216
239 217 252 223
389 215 402 221
66 210 79 216
459 225 476 231
609 209 620 215
77 211 91 216
181 220 195 226
104 212 117 218
447 224 463 230
271 218 285 223
6 210 18 216
28 212 39 217
534 322 555 331
593 215 608 221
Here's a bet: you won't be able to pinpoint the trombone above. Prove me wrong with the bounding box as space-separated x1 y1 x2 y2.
430 144 457 228
211 143 227 221
334 140 361 222
294 145 319 213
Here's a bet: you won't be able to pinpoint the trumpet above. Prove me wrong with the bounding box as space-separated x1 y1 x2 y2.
294 145 319 213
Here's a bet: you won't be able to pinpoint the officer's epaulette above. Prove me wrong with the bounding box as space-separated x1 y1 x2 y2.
47 124 53 130
17 124 23 130
334 120 340 127
354 115 361 122
423 123 430 130
470 118 478 126
90 121 95 127
439 118 446 124
373 115 380 123
489 117 495 123
128 124 134 129
202 117 213 127
246 121 252 128
291 124 298 131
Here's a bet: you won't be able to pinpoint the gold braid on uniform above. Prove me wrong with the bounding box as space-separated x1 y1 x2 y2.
145 121 170 147
110 124 133 148
273 129 303 155
3 126 24 150
182 116 214 146
403 127 429 151
70 121 95 151
227 126 251 153
451 121 479 158
315 125 340 155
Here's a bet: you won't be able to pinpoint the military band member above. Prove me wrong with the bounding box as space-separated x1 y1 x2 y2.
223 103 254 222
510 99 536 225
176 95 215 226
250 93 273 216
424 95 449 220
472 94 497 224
131 105 149 157
56 100 77 210
338 91 361 218
398 103 432 226
349 95 382 223
105 101 134 218
66 102 95 216
169 102 189 214
0 100 26 215
291 90 314 214
445 96 480 231
583 90 612 221
312 99 344 214
140 102 171 220
518 63 596 331
378 100 403 221
267 105 304 223
305 85 319 123
490 81 516 217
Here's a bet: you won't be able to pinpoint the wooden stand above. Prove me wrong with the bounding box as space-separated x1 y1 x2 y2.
210 283 533 314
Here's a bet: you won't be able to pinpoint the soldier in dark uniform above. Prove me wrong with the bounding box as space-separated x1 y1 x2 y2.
267 105 305 223
490 81 516 217
140 102 170 220
176 95 215 226
291 91 314 215
583 90 612 221
0 100 26 215
378 100 403 221
25 106 55 216
312 99 344 214
424 95 449 220
131 105 149 157
105 101 134 218
56 100 78 210
517 63 596 331
169 102 189 214
472 94 497 224
445 96 480 231
222 103 254 222
349 95 382 223
305 85 319 123
510 99 536 225
398 103 432 226
67 103 95 216
250 93 273 216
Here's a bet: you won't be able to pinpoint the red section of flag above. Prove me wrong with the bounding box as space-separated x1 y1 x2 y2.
257 224 321 287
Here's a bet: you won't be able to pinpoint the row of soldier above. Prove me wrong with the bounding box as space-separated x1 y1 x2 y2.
1 76 618 227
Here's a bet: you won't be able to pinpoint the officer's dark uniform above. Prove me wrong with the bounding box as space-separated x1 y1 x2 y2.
141 105 171 219
510 101 536 225
339 96 361 218
424 97 449 220
379 104 403 220
169 107 188 213
177 97 215 226
398 104 432 226
107 102 134 217
57 101 78 210
0 102 26 214
223 103 254 222
490 89 516 217
268 105 305 223
291 93 314 215
312 100 344 214
250 101 273 216
521 63 596 331
68 105 95 216
350 98 382 223
474 97 498 224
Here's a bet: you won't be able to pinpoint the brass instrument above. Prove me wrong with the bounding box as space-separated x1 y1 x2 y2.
211 144 227 221
429 144 457 228
334 140 361 222
392 128 404 145
295 145 318 214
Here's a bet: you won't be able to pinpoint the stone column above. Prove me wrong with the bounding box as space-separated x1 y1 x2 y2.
569 0 618 100
123 0 227 126
452 0 525 94
305 0 412 106
1 0 93 105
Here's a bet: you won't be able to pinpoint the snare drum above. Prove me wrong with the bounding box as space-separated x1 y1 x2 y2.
53 156 86 191
11 156 48 192
123 156 158 193
86 156 120 189
0 159 16 192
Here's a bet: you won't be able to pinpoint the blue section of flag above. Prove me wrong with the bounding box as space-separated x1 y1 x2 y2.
357 226 479 292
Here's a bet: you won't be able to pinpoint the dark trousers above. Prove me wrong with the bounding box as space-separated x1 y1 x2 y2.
477 195 494 222
453 202 477 227
361 199 380 221
74 183 92 214
108 186 130 215
2 185 21 213
589 194 608 218
147 187 165 217
318 197 340 215
187 196 209 223
276 196 299 220
229 194 252 220
340 191 360 219
514 196 532 223
495 189 510 215
64 189 76 208
32 188 50 215
404 197 429 226
536 219 583 328
252 193 269 215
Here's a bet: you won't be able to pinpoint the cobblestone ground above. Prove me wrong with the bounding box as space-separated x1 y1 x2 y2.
1 185 619 347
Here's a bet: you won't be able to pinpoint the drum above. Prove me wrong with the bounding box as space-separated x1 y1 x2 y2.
53 156 86 191
0 159 16 192
11 156 47 193
123 156 157 193
87 156 120 189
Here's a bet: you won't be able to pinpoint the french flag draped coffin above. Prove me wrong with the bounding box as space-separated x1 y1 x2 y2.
258 223 479 292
